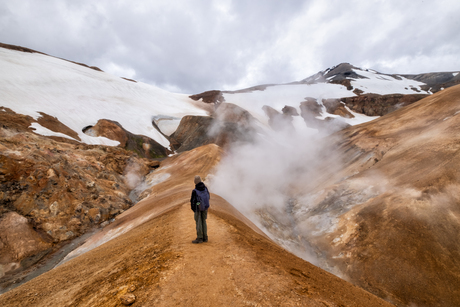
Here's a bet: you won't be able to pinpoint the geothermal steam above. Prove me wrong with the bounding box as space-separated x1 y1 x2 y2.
209 114 345 268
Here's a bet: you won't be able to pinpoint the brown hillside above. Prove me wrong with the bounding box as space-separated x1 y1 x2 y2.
0 145 392 307
0 112 157 286
289 85 460 306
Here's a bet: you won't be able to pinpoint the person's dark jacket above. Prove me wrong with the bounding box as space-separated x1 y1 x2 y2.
191 182 210 212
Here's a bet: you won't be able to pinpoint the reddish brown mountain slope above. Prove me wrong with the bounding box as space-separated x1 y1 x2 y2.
0 109 156 286
294 85 460 306
0 145 392 307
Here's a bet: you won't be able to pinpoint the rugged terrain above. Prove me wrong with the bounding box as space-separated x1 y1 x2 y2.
213 84 460 306
0 145 392 307
0 108 159 285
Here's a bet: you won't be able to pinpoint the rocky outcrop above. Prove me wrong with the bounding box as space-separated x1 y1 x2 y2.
262 105 296 132
322 99 354 118
340 93 429 116
170 103 258 152
300 97 322 121
0 107 34 132
83 119 171 158
169 116 214 152
299 98 325 129
209 103 259 147
299 97 349 131
189 90 225 105
281 105 299 116
301 63 368 84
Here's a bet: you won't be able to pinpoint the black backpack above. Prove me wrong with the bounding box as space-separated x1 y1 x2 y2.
194 188 210 211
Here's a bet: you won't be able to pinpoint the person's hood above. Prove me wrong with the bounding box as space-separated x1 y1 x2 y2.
195 182 206 191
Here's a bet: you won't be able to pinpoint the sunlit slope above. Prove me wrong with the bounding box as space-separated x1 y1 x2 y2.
0 144 392 307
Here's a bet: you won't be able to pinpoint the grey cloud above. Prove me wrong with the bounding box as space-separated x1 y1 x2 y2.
1 0 459 93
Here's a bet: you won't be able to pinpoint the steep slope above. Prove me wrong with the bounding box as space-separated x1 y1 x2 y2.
211 85 460 306
323 84 460 306
0 145 392 307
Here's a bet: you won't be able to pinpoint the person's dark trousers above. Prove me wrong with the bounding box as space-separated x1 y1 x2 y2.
194 209 208 241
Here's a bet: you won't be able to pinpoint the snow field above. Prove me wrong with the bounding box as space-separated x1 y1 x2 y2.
0 48 209 147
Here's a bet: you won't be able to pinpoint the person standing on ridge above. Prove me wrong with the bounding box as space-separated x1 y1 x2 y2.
190 175 210 244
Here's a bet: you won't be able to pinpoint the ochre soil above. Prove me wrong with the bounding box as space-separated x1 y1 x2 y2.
0 202 392 307
0 145 392 306
325 84 460 306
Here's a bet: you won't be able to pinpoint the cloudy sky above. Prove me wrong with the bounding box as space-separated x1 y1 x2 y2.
1 0 460 93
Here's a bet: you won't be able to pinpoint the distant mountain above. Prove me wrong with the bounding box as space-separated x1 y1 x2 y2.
2 41 459 154
191 62 460 133
300 62 460 94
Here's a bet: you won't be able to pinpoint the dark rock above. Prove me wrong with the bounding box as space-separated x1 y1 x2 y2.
262 106 295 132
169 116 214 152
83 119 171 159
299 97 322 128
330 79 354 91
322 99 354 118
340 93 429 116
282 105 299 116
170 103 258 152
189 90 225 105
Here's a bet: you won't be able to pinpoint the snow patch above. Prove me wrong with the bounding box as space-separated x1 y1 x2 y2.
342 106 380 125
350 69 428 95
29 122 77 141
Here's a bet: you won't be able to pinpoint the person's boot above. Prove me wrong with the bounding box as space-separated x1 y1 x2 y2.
192 238 203 244
203 236 208 242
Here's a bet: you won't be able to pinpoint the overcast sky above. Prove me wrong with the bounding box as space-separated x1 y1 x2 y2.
1 0 460 93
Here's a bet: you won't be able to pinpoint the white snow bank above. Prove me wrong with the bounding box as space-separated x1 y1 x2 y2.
342 106 380 125
0 48 209 147
30 122 120 146
351 69 428 95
